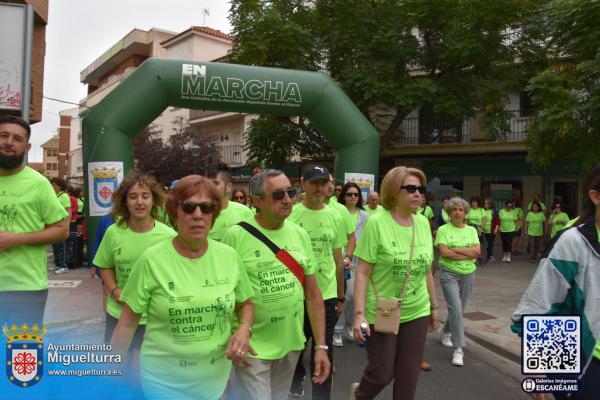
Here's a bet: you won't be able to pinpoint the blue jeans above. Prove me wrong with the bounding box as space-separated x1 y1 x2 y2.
52 240 67 269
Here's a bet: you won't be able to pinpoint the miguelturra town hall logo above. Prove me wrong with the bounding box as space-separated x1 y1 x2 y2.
4 323 46 387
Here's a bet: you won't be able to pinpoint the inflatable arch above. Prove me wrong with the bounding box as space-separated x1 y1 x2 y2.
82 59 379 246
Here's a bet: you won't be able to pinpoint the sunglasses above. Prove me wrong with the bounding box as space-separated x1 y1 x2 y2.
271 188 297 201
345 192 360 198
180 201 216 215
400 185 426 194
234 196 245 200
334 188 342 192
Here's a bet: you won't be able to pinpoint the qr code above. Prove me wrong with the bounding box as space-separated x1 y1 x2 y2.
522 315 581 374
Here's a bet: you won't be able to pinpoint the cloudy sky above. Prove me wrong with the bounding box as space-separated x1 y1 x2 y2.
30 0 232 161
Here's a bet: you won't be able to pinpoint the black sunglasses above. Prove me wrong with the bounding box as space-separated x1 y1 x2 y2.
271 188 297 201
345 192 360 198
234 196 245 200
400 185 426 194
180 201 216 215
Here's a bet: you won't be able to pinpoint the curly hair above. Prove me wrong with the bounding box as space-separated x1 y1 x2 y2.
109 171 165 225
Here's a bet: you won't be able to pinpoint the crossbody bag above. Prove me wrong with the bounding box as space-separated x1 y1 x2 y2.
238 221 304 287
370 221 415 335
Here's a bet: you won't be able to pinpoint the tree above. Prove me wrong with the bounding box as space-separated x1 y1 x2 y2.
227 0 548 165
133 117 221 185
526 0 600 170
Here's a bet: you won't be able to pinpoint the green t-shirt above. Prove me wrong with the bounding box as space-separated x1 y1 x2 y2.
0 167 68 292
93 221 176 323
56 191 71 210
549 212 570 238
289 203 343 300
515 207 524 230
483 209 493 234
76 198 84 213
499 209 518 232
222 218 317 360
208 200 254 242
525 211 546 237
417 205 434 220
120 239 252 400
350 209 360 229
354 211 433 324
365 204 383 217
435 223 479 275
327 199 355 246
527 201 546 211
466 207 486 228
442 209 449 224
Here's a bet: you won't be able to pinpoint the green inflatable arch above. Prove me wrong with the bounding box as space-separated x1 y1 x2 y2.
82 59 379 248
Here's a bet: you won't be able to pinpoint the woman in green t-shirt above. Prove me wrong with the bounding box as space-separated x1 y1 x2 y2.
466 196 486 266
435 197 480 367
548 202 570 239
499 201 518 263
334 182 369 347
352 166 437 400
111 175 254 400
524 202 546 263
482 199 497 263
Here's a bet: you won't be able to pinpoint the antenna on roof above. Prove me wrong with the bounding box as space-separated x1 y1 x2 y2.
202 8 210 26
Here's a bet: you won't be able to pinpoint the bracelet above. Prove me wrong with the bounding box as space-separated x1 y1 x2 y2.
430 304 439 310
240 321 253 336
315 344 329 351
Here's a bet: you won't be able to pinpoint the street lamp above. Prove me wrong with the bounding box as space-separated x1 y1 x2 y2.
190 144 201 175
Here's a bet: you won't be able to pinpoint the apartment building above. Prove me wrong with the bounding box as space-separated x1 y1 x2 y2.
40 134 59 178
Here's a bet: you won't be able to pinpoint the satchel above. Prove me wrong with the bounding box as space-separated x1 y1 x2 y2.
371 221 415 335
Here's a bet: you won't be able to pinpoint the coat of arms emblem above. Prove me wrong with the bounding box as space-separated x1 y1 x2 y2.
3 323 46 388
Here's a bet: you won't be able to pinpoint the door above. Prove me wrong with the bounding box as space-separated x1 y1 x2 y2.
552 180 578 220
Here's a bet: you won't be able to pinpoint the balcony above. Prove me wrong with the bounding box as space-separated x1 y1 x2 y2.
221 145 243 165
392 109 533 146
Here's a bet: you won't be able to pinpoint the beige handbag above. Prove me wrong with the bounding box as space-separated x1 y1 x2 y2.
371 222 415 335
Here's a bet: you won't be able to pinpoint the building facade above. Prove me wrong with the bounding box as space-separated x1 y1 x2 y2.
40 134 59 178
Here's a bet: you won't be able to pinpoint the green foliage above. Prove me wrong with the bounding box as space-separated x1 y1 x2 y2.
526 0 600 170
133 117 221 185
228 0 549 166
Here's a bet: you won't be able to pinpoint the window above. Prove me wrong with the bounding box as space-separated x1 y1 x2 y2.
519 92 536 117
46 163 52 170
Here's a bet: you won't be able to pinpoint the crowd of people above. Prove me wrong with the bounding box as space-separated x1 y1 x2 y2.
1 114 599 400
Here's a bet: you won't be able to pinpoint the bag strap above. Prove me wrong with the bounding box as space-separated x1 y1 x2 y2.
371 217 416 304
238 221 305 287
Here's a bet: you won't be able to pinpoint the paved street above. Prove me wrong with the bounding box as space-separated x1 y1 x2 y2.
41 237 537 399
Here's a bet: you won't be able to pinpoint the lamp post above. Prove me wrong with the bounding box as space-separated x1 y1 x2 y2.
190 144 201 175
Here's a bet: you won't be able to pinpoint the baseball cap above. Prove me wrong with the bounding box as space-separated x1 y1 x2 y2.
302 165 330 182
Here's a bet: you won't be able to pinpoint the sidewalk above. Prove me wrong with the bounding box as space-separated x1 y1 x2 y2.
43 243 536 364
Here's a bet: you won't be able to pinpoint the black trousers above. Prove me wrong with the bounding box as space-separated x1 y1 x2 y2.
484 233 496 259
291 298 337 400
500 231 515 253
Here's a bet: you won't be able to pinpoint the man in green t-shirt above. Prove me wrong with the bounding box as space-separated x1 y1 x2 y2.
50 177 72 274
0 116 69 328
207 164 254 242
365 191 383 216
289 165 345 399
527 192 546 213
222 169 329 400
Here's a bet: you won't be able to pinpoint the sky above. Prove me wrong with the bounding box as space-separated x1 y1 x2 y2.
29 0 233 162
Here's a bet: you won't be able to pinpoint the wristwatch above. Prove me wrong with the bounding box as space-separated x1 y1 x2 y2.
315 344 329 351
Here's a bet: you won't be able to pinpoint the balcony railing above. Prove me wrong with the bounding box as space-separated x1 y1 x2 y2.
393 117 470 145
392 110 533 145
221 145 243 165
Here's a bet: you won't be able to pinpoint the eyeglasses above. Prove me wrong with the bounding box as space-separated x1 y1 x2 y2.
271 188 297 201
180 201 216 215
400 185 426 194
345 192 360 198
334 188 342 193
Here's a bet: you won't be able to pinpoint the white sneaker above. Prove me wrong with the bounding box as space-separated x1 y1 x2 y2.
344 327 354 342
54 267 69 274
507 254 511 263
441 332 453 348
501 254 507 262
350 382 359 400
333 333 344 347
452 348 464 366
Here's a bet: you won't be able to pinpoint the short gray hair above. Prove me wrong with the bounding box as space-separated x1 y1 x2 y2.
445 197 470 214
249 169 284 197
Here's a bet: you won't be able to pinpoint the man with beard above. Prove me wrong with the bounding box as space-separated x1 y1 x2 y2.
0 116 69 329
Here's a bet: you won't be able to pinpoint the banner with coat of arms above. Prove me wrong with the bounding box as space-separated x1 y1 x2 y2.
87 162 124 216
4 324 46 388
